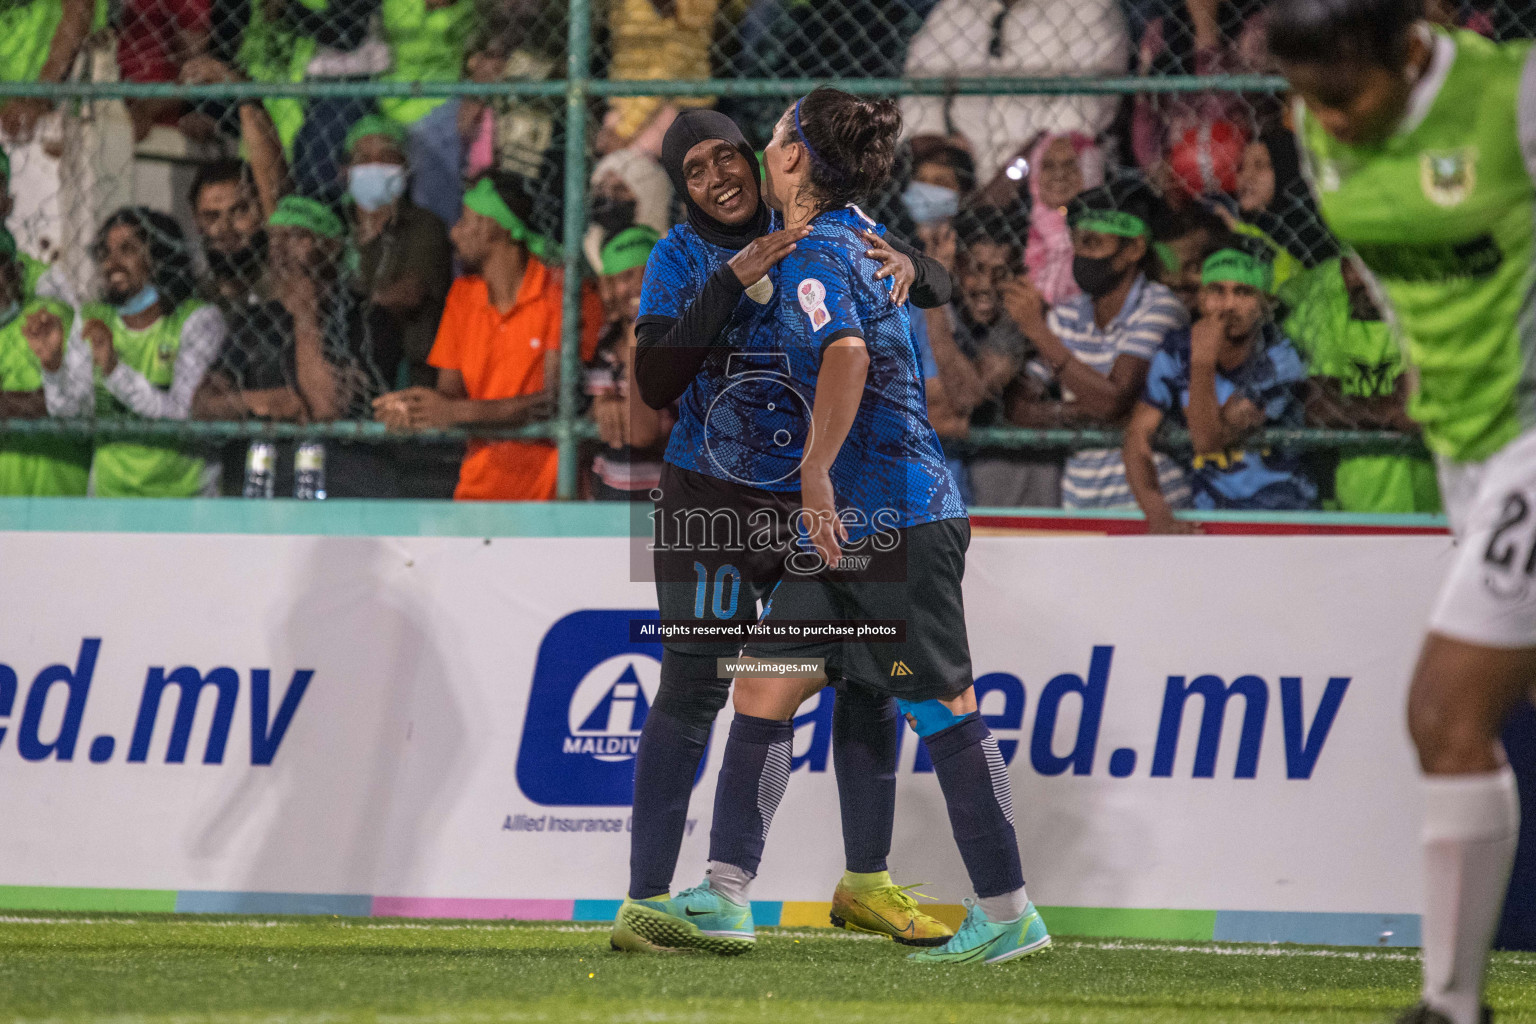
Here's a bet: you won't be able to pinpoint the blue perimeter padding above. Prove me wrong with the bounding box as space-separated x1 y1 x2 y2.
176 891 373 916
1214 911 1421 947
572 899 622 921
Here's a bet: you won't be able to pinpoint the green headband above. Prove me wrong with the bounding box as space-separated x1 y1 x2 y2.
601 225 659 275
1071 208 1147 239
268 195 345 241
463 177 559 262
344 114 408 155
1201 247 1273 293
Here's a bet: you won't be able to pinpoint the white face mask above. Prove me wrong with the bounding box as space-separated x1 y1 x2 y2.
348 163 408 212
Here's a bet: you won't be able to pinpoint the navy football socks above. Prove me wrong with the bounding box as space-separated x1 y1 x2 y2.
626 649 728 901
833 687 898 874
706 713 794 881
922 712 1025 899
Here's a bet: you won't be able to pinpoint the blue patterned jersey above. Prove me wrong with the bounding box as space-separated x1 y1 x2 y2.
770 206 966 541
638 218 808 491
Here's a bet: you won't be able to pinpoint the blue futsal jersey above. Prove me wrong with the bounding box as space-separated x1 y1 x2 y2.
637 218 807 491
771 206 966 541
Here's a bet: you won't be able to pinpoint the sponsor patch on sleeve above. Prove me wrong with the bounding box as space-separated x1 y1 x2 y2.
798 278 826 312
798 278 830 331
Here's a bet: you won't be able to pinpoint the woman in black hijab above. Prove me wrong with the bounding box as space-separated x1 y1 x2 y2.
1235 129 1340 268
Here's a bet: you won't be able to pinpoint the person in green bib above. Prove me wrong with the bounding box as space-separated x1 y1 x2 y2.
1280 256 1441 513
1269 1 1536 1021
0 228 88 495
34 207 227 497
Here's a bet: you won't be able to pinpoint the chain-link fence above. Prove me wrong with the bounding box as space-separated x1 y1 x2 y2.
0 0 1487 508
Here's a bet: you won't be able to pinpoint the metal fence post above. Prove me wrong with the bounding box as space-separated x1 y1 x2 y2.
557 0 592 500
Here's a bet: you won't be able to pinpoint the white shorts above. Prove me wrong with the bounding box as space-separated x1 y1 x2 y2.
1429 428 1536 647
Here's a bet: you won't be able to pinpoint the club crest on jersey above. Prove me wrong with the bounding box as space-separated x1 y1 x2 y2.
798 277 830 330
1420 148 1477 207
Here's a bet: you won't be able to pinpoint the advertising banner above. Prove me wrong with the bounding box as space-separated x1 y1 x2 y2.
0 529 1457 943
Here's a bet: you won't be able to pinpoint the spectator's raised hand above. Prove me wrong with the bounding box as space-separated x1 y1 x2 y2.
861 230 914 306
273 259 320 318
84 319 117 375
999 276 1048 335
1190 314 1225 367
22 308 64 373
727 227 810 288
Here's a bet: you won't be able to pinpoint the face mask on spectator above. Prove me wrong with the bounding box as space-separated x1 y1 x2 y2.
115 284 160 317
1072 251 1126 298
590 196 638 236
348 164 407 212
902 181 959 225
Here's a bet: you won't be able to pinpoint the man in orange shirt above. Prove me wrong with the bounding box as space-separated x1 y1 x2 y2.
374 172 602 500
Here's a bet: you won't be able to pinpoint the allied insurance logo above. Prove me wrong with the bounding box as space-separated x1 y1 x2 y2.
517 610 690 806
564 656 659 761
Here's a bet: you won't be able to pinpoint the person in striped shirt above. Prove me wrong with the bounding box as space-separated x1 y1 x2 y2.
1002 184 1190 509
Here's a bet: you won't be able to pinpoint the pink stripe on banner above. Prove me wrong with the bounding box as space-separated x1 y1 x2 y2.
371 897 575 920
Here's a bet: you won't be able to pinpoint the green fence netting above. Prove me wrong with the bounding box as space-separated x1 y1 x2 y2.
0 0 1485 500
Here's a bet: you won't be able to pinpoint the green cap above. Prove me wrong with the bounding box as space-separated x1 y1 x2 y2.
600 225 660 275
1201 247 1274 293
268 195 345 241
344 114 409 156
463 176 559 263
1069 207 1148 239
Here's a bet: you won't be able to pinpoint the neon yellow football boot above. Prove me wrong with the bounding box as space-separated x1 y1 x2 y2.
829 872 953 947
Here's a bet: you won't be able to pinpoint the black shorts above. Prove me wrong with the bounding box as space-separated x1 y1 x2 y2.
651 462 802 656
741 517 974 703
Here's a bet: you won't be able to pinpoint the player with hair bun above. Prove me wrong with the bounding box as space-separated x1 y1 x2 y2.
618 88 1049 966
1271 0 1536 1020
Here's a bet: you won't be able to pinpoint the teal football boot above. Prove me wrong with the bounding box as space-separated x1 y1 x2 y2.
907 899 1051 965
612 882 755 955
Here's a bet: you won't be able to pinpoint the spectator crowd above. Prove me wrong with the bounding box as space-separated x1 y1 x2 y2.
0 0 1482 518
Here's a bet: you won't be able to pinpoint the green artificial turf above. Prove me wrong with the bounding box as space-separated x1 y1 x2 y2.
1 914 1534 1023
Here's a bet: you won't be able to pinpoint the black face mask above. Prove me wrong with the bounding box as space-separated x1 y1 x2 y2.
1072 252 1128 298
590 197 637 236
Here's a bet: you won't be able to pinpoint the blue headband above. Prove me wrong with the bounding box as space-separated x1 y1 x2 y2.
793 98 839 180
